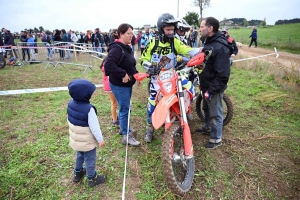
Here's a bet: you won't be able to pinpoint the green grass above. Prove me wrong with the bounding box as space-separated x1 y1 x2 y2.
227 23 300 53
0 52 300 199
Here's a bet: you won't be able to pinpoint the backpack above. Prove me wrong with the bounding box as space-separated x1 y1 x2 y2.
104 44 125 76
41 35 46 42
215 37 234 56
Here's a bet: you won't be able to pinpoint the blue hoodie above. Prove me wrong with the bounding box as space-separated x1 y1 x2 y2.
67 79 96 127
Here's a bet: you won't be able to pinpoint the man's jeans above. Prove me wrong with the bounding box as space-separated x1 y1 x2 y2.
202 92 224 143
110 83 133 135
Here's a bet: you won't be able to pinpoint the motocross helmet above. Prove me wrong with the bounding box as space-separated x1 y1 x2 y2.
177 19 191 33
157 13 179 42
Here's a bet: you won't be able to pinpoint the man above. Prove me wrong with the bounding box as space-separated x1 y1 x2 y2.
196 17 233 149
222 27 238 65
140 28 154 55
190 27 198 47
3 29 18 59
20 30 30 61
140 13 201 143
92 28 104 57
249 26 257 47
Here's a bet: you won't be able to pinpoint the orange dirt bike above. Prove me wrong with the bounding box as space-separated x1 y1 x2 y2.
134 55 203 196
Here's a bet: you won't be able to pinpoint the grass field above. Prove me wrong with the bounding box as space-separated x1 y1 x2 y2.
0 48 300 199
223 23 300 54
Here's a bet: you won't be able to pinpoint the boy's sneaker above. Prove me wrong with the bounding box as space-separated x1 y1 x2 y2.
204 142 222 149
88 173 106 187
122 133 140 146
196 127 211 135
73 168 86 182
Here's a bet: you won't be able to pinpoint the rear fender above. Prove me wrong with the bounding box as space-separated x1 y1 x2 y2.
152 94 178 129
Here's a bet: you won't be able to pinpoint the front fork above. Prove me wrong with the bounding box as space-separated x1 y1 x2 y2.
177 72 194 159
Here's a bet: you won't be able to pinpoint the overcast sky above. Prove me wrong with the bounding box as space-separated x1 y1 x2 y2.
1 0 299 33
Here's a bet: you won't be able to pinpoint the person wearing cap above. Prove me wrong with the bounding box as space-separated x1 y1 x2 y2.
222 27 238 65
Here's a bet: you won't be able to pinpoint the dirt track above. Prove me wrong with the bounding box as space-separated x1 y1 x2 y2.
236 43 300 71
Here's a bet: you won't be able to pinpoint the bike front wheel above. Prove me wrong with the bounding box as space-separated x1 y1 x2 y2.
162 123 195 196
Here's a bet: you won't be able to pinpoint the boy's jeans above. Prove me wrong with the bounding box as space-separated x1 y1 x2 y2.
75 148 96 177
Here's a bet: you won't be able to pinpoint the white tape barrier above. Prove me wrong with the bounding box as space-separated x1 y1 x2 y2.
0 84 103 95
233 47 279 62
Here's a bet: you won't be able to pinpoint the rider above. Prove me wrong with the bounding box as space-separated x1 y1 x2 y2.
140 13 202 143
174 19 191 45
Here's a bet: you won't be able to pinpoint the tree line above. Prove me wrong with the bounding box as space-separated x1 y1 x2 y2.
275 18 300 25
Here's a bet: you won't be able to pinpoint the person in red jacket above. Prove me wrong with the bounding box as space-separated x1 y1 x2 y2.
100 58 119 126
222 27 238 65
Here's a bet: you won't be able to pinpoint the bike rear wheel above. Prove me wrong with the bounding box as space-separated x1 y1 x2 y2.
162 123 194 196
195 93 233 126
0 54 6 69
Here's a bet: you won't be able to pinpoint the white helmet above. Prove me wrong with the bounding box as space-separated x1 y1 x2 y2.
176 19 191 32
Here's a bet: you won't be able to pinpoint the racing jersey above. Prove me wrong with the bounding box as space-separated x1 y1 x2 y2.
140 37 200 69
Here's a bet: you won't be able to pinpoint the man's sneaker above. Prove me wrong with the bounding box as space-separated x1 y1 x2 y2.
204 142 222 149
196 127 211 135
122 133 140 146
88 172 106 187
73 168 86 182
144 124 154 143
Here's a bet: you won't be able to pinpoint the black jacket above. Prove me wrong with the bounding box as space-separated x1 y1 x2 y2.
105 41 137 87
4 33 15 46
92 32 104 46
200 31 232 94
0 36 3 46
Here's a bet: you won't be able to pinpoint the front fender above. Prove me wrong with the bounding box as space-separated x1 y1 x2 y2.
152 94 178 129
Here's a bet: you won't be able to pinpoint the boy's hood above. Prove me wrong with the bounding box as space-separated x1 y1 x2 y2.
68 79 96 103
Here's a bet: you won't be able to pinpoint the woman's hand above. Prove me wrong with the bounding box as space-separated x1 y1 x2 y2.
122 74 130 83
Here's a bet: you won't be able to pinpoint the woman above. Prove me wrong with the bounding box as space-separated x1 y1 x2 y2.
84 30 92 53
104 23 140 146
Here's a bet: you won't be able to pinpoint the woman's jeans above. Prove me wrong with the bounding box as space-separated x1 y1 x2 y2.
202 91 224 143
110 83 132 135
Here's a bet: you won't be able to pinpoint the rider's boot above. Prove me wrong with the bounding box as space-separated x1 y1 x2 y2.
144 123 154 143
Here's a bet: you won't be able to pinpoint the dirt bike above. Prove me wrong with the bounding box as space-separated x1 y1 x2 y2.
178 54 234 126
134 57 196 196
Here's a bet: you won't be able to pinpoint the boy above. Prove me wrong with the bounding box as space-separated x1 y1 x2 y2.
67 79 106 187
